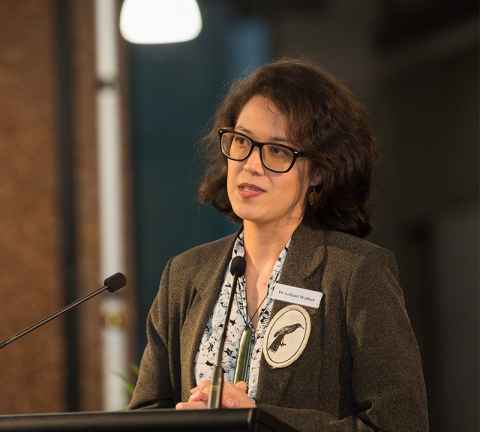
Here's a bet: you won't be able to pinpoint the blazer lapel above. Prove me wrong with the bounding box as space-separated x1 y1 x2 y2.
179 233 237 401
256 222 327 404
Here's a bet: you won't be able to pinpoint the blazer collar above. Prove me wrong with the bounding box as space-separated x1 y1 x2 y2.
193 232 238 299
278 220 327 286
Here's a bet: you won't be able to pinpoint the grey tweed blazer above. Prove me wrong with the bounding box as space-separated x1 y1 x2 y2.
129 221 429 431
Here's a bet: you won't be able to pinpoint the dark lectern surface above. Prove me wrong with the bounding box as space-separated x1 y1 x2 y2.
0 408 298 432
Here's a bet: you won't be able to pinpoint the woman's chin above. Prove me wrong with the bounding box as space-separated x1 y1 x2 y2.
232 207 267 225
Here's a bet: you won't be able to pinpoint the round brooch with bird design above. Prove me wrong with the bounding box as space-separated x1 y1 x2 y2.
262 304 311 369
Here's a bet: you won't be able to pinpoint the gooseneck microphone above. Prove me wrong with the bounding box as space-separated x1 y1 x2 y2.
208 256 246 409
0 272 127 350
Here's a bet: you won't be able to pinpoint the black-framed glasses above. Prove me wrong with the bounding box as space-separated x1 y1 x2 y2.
218 128 305 173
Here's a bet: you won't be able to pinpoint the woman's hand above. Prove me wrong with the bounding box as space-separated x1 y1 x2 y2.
175 380 256 410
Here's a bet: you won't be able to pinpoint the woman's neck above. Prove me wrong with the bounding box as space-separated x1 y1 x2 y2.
242 217 302 275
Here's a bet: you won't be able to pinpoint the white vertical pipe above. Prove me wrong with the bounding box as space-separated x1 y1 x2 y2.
94 0 128 410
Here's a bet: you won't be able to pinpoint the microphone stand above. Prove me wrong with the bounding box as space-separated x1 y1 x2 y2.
0 273 126 350
208 258 245 409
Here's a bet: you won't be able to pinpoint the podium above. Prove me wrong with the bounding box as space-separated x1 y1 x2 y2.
0 408 298 431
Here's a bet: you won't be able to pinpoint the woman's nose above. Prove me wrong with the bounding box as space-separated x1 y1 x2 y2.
243 146 264 173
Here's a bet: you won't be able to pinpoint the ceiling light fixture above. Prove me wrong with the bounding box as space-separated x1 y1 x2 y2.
119 0 203 44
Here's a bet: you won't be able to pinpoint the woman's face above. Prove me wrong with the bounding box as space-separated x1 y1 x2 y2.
226 95 316 228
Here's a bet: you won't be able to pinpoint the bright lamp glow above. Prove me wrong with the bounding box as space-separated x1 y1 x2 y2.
119 0 203 44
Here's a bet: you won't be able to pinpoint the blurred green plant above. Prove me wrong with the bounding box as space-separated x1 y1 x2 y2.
115 364 139 398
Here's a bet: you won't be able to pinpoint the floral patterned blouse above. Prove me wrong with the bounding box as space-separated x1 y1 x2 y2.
194 232 290 399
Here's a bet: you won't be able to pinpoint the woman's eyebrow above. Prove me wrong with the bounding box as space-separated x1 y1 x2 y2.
235 125 289 143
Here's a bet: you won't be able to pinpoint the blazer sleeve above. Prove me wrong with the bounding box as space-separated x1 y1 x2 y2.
129 258 176 409
258 250 429 432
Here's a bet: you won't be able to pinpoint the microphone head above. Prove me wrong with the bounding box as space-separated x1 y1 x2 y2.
104 272 127 292
230 256 246 277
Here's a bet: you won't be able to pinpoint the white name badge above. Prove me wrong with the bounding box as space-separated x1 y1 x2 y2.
272 283 323 309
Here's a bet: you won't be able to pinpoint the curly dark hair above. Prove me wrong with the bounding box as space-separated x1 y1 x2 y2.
198 59 377 238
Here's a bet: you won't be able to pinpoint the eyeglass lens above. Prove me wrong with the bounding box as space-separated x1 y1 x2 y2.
221 132 294 172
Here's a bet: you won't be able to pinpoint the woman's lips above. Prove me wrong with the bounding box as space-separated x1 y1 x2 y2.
238 183 265 198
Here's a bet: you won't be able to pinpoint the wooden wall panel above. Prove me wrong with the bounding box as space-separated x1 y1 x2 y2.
0 0 135 413
0 0 64 413
70 0 102 411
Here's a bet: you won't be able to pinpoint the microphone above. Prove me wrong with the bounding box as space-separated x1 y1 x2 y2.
208 256 246 409
230 256 247 278
104 272 127 292
0 272 127 350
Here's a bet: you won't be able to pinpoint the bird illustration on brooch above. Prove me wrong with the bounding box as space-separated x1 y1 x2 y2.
268 323 304 352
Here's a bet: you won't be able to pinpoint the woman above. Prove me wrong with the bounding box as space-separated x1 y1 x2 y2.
129 59 429 431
